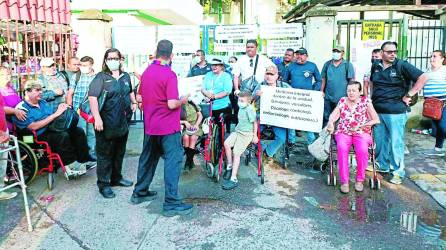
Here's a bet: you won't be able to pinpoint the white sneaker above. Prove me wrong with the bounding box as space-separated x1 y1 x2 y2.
426 148 445 157
0 191 17 200
64 163 86 180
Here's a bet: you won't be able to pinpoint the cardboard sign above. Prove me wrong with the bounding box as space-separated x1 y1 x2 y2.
259 85 324 133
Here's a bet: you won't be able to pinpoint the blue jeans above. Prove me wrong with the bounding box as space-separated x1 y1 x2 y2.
261 125 286 157
133 133 184 210
287 129 315 144
432 108 446 148
374 113 407 178
78 117 96 159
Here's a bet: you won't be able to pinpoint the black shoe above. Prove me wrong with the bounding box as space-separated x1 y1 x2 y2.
99 187 115 199
110 178 134 187
130 191 158 205
162 203 194 217
223 168 232 180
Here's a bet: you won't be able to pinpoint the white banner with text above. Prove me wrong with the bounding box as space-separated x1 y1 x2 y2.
259 86 323 133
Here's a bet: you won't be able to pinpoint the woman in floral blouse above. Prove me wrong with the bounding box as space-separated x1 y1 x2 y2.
326 81 380 194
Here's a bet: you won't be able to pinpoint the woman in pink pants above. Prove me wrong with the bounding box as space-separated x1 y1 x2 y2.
326 81 380 194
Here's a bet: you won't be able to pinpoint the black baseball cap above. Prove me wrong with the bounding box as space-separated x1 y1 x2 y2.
296 47 308 55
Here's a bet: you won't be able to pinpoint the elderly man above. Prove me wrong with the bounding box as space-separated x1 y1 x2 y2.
252 65 291 162
13 80 94 179
370 41 428 185
38 57 68 111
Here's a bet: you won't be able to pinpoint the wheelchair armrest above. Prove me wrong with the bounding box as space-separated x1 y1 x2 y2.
31 130 51 150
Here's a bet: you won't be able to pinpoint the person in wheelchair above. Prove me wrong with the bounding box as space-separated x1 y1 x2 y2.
180 100 203 171
252 65 291 163
222 91 258 190
12 81 95 178
326 81 380 194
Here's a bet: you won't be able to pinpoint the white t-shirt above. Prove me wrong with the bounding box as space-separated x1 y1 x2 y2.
232 54 274 83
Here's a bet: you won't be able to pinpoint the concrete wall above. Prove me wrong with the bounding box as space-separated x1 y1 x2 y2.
305 12 336 70
71 18 112 73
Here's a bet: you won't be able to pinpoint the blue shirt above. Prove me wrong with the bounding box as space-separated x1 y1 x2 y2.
321 59 355 103
188 63 212 77
202 71 233 110
13 100 55 136
284 61 322 90
276 62 290 81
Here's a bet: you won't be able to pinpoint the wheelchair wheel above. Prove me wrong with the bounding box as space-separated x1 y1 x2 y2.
210 125 220 165
326 173 336 186
6 140 39 185
205 162 214 178
47 172 54 191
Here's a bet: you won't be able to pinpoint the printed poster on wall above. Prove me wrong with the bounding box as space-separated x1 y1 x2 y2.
259 23 304 39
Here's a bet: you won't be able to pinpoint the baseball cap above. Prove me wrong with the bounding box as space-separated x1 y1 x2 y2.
40 57 55 67
24 80 42 90
296 47 308 55
210 58 224 65
333 45 345 52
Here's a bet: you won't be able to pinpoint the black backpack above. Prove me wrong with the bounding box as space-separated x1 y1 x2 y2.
371 59 418 106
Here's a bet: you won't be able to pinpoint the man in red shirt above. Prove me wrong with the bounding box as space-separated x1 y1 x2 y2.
130 40 193 217
0 94 17 200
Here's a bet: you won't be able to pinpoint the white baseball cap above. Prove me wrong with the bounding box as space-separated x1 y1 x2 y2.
40 57 55 67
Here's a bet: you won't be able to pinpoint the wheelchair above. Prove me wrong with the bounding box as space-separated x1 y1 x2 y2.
199 101 227 183
322 132 380 190
5 129 73 191
244 120 264 184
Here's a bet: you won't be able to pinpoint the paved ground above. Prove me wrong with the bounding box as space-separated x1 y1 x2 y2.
1 124 446 250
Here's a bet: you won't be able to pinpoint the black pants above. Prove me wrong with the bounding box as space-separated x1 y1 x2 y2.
39 127 89 165
95 131 129 189
133 133 183 210
212 106 232 133
229 91 238 124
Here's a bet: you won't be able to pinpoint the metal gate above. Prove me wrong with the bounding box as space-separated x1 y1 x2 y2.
407 19 446 71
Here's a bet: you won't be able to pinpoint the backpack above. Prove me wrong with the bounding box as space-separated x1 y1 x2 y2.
371 59 418 107
240 55 259 94
47 107 79 132
60 70 81 89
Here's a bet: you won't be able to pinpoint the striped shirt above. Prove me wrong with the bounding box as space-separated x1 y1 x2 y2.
70 73 96 111
424 66 446 100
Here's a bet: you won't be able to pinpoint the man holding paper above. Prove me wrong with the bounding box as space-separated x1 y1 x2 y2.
252 65 291 162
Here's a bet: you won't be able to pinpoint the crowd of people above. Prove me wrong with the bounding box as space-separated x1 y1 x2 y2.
0 38 444 217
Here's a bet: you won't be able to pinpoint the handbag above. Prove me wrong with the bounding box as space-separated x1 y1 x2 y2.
79 90 108 123
308 128 331 162
423 97 445 120
48 107 79 132
240 54 259 94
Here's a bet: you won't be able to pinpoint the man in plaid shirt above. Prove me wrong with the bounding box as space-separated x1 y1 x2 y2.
67 56 97 161
38 58 68 111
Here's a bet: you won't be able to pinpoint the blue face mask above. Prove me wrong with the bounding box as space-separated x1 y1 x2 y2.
238 101 248 109
106 60 121 71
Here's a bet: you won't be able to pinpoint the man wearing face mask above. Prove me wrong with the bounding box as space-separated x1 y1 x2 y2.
188 50 211 77
38 57 68 111
321 45 355 126
66 56 97 161
363 48 382 98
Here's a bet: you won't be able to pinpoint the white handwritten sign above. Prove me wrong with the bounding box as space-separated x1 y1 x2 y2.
266 39 303 57
259 23 304 39
178 75 205 105
259 85 324 133
214 25 258 40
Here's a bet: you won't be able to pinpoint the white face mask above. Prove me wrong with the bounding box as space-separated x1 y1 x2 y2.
79 66 91 74
106 60 121 71
238 101 248 109
191 56 201 66
332 52 342 61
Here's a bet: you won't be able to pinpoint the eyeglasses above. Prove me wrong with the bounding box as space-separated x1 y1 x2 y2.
106 57 120 61
250 59 253 67
32 88 42 92
383 50 398 54
265 73 275 76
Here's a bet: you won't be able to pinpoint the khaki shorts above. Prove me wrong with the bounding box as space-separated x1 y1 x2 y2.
225 131 253 155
